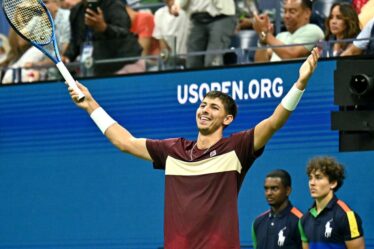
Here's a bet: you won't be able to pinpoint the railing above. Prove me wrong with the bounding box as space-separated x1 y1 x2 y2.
1 36 373 84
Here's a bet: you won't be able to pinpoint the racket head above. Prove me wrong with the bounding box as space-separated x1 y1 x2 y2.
2 0 54 46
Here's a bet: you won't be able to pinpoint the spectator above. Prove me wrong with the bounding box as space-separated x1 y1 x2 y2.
341 17 374 56
352 0 368 14
0 34 10 66
253 0 324 62
0 29 30 69
60 0 81 9
237 0 259 30
324 2 360 57
125 0 160 56
299 156 365 249
24 0 71 80
170 0 237 68
0 28 39 84
252 169 302 249
63 0 142 77
358 0 374 27
153 0 189 67
2 0 71 84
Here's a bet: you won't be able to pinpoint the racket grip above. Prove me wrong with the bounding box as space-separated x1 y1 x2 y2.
56 62 85 101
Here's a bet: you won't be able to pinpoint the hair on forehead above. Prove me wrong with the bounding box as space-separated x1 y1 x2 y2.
301 0 313 10
285 0 313 10
307 156 345 192
266 169 292 187
203 91 237 119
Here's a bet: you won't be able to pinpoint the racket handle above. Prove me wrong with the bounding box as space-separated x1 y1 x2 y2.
56 62 85 101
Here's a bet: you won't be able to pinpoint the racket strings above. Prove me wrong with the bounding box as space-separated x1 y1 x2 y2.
3 0 53 45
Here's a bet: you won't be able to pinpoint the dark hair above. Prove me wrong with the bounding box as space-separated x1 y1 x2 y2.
307 156 345 192
325 2 361 46
266 169 292 188
204 91 238 119
301 0 313 10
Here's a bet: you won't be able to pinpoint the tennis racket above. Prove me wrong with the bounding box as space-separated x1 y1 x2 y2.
2 0 85 101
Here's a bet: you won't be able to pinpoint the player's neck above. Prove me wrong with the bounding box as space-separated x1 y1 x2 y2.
196 132 222 149
271 199 289 215
315 191 334 214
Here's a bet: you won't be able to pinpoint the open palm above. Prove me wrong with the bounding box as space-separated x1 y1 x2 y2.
299 48 319 85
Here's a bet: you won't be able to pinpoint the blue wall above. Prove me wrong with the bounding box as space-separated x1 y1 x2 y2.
0 59 373 248
0 5 10 35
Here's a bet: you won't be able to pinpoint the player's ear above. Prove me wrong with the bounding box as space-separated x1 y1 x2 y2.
223 115 234 126
286 186 292 196
330 180 338 190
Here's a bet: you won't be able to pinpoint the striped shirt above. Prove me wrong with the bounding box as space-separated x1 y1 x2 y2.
146 129 264 249
252 202 303 249
299 195 364 249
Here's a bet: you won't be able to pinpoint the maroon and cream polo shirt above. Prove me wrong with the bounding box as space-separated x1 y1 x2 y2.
146 128 264 249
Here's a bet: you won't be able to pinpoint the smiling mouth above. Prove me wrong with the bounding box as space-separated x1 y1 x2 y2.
199 115 211 122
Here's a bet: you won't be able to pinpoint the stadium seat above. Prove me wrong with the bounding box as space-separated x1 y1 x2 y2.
230 30 259 63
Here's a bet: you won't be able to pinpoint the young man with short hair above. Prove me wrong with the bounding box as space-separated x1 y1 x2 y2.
68 49 319 249
252 169 302 249
300 156 365 249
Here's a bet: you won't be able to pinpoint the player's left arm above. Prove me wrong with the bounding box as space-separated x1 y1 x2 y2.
254 47 319 151
346 237 365 249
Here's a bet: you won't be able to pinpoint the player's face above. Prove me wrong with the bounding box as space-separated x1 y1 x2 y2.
196 97 228 135
328 6 346 39
308 170 336 200
264 177 290 208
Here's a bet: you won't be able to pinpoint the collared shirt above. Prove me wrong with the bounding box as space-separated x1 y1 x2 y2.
271 23 324 62
300 195 364 249
146 129 264 249
252 202 303 249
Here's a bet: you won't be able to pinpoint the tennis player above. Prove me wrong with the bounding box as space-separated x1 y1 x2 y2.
68 48 319 249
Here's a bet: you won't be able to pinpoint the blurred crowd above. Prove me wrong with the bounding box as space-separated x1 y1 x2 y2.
0 0 373 84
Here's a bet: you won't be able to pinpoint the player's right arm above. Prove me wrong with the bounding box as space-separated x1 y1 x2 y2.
68 82 152 161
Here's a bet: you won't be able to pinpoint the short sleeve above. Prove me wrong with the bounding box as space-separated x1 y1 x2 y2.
136 12 155 38
233 129 264 158
298 219 308 242
146 138 179 170
152 9 163 39
251 221 257 249
230 129 264 175
354 19 374 49
337 210 364 240
292 24 325 51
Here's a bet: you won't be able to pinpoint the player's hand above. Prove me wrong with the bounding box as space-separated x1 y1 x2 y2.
85 7 107 33
297 47 320 87
68 81 99 113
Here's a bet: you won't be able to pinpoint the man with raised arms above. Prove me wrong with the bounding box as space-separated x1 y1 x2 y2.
68 48 320 249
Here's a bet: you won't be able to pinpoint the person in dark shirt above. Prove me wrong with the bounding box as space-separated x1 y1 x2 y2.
66 48 319 248
63 0 142 76
252 169 302 249
300 156 365 249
